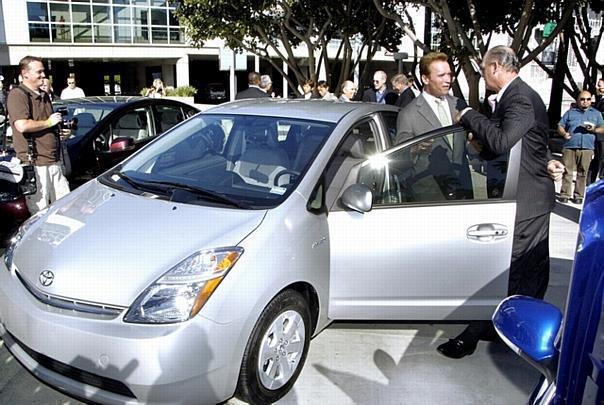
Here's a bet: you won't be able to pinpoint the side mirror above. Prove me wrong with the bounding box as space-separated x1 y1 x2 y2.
492 295 562 383
341 184 373 213
110 137 135 153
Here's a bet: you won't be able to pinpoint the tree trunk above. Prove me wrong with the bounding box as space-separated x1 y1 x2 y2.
547 19 571 128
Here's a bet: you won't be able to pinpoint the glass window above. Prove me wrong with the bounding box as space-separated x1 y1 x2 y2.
151 8 167 25
94 25 112 42
73 25 93 43
168 9 178 26
132 0 149 5
132 7 149 25
133 26 149 43
169 28 184 44
114 25 132 43
151 27 168 44
29 23 50 42
113 0 131 4
151 0 167 6
93 6 110 24
153 105 185 133
72 5 92 23
50 3 70 24
356 129 508 206
27 2 48 22
113 6 131 24
114 115 334 209
380 111 398 146
52 24 71 42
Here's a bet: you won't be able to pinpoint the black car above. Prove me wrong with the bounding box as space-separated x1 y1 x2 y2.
55 96 199 186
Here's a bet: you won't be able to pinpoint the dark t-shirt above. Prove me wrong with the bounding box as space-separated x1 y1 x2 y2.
7 84 58 166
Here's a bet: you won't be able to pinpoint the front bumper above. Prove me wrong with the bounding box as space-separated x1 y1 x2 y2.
0 260 242 404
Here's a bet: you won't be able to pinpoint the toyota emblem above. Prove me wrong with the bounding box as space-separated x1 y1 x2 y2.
39 270 55 287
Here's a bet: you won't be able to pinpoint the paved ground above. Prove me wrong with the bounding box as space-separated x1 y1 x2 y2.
0 199 581 405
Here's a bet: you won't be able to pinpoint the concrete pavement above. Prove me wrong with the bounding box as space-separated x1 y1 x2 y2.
0 201 581 405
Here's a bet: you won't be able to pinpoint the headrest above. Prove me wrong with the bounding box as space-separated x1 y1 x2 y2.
74 112 96 126
246 123 278 146
342 135 365 158
118 113 140 129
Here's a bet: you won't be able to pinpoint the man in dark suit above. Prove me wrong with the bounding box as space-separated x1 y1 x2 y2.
362 70 395 104
235 72 271 100
395 52 472 201
387 73 415 108
436 45 557 359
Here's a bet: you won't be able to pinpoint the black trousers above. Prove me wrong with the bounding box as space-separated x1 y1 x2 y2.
459 213 551 343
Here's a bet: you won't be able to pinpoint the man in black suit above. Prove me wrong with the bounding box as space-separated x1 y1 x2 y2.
437 45 557 359
362 70 394 104
387 73 415 108
235 72 270 100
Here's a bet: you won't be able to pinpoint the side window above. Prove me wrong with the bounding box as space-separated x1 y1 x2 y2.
323 120 380 210
113 108 150 143
154 104 185 133
358 129 509 206
380 111 398 146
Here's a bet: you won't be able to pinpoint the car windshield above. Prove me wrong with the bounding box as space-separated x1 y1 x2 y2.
53 104 116 140
109 114 334 209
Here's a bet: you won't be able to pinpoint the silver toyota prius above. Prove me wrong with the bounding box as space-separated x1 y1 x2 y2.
0 99 520 404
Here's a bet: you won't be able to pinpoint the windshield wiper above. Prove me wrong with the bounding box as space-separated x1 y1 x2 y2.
142 180 247 208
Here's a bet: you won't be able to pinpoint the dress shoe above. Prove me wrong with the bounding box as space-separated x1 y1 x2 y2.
572 197 583 204
437 338 477 359
557 196 569 203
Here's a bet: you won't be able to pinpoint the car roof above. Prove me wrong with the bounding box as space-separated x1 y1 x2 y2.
204 99 400 123
52 96 195 110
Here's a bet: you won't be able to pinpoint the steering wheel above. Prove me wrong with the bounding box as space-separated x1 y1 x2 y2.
94 133 108 151
273 170 300 187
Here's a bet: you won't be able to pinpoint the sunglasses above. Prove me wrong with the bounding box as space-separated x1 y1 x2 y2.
579 98 591 101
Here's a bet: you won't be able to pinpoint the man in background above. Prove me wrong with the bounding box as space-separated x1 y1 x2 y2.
235 72 270 100
7 56 70 213
558 90 604 203
387 73 415 108
339 81 358 102
60 75 85 99
362 70 394 104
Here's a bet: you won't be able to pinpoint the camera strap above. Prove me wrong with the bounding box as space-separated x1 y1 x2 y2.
14 85 38 164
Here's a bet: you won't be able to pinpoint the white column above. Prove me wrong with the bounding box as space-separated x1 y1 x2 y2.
282 61 288 99
255 55 260 73
176 55 189 87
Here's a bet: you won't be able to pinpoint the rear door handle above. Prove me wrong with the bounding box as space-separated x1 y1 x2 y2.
467 223 509 242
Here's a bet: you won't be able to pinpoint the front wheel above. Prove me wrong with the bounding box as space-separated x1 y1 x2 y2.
236 289 311 404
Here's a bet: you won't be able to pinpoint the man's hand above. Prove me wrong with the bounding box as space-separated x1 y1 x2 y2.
47 112 62 128
547 159 565 182
466 132 482 153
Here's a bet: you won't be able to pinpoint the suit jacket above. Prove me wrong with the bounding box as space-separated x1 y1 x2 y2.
395 87 416 109
362 88 395 105
235 87 270 100
395 93 472 200
460 77 555 221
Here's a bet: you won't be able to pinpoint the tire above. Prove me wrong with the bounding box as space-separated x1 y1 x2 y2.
236 289 311 404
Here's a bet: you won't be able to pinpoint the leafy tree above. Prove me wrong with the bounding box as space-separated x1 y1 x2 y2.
176 0 403 96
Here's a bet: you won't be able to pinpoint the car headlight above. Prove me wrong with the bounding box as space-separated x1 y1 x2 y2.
4 208 48 271
124 247 243 324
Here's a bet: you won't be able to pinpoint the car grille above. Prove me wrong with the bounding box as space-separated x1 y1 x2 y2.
16 271 126 317
8 331 137 400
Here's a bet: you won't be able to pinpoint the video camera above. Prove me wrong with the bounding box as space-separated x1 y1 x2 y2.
56 107 78 131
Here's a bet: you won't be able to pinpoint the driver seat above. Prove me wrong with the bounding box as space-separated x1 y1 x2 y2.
233 124 290 187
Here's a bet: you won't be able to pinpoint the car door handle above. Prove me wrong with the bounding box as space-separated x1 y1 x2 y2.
467 223 509 242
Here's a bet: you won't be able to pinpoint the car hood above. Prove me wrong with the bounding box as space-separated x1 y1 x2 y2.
12 181 266 307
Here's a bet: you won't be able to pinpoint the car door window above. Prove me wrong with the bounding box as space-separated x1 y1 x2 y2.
154 105 185 133
380 111 398 147
113 107 151 143
357 127 509 206
322 119 384 210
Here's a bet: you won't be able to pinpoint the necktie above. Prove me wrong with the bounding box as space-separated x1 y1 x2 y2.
436 99 454 149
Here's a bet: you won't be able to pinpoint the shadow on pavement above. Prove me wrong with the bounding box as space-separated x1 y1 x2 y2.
553 202 582 224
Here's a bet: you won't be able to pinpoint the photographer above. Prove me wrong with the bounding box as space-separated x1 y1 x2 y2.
7 55 70 214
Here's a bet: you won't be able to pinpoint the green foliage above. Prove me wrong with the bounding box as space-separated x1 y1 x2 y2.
165 85 198 97
140 87 150 97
